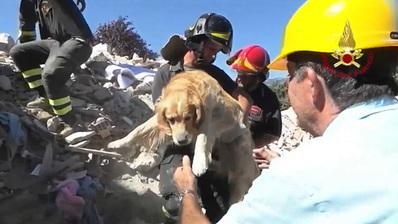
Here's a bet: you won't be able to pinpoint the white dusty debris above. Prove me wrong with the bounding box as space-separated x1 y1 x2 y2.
0 34 314 224
0 36 165 224
268 107 313 155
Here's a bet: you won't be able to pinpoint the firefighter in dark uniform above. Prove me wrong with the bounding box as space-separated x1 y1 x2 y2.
228 45 282 169
228 45 282 146
10 0 93 136
151 13 251 223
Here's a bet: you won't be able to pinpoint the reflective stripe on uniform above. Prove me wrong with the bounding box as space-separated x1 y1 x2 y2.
20 30 36 37
27 79 43 88
52 104 72 115
22 68 42 78
49 96 71 106
49 96 72 115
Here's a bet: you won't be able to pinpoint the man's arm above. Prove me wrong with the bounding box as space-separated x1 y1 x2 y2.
233 86 252 114
174 156 210 224
151 64 171 103
180 191 210 224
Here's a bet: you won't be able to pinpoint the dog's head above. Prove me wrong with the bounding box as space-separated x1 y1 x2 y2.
156 90 204 146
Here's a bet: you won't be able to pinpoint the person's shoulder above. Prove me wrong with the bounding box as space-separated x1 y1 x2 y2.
261 83 279 98
158 63 170 71
156 63 173 75
206 64 228 75
261 83 275 93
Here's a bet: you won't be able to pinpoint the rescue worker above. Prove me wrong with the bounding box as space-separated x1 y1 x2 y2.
10 0 93 136
174 0 398 223
228 45 282 146
227 45 282 168
152 13 250 223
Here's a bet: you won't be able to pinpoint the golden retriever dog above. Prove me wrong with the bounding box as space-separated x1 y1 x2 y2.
107 70 259 202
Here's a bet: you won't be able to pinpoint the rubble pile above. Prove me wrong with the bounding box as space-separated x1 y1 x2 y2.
0 33 312 224
0 34 165 224
268 107 313 155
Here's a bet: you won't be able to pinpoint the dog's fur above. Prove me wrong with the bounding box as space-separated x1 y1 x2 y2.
108 70 259 203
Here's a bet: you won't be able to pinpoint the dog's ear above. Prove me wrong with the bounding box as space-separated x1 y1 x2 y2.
155 100 172 136
191 94 204 128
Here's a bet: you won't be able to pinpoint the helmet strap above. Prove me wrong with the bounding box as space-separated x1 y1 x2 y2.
192 40 216 64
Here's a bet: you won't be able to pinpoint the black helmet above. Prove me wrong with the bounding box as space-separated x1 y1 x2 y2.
185 13 233 54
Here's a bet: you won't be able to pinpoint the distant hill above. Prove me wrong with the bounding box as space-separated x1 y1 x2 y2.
265 77 287 85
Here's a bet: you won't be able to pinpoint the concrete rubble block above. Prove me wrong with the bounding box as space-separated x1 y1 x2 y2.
71 97 86 108
268 107 313 154
136 94 154 111
88 117 112 138
102 100 116 114
132 82 152 95
0 75 12 91
0 33 15 54
47 116 62 133
88 43 113 62
65 131 96 145
27 109 53 122
127 152 161 172
70 83 94 95
93 88 112 103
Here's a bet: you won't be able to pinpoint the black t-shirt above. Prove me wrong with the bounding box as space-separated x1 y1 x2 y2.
151 62 237 103
247 83 282 140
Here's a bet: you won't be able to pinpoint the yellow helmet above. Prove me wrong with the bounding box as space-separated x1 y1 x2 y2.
269 0 398 70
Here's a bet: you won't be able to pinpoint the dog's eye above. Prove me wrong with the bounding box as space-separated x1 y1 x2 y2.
168 117 176 124
184 116 191 121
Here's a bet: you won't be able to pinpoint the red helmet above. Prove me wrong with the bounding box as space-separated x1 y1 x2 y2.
227 45 270 74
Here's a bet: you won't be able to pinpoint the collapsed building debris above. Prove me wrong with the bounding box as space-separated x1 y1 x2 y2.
0 33 312 223
0 34 164 224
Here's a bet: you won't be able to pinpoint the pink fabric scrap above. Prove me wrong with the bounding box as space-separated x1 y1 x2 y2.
55 179 85 220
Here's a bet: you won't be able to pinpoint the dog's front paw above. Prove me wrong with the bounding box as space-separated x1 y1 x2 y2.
192 154 208 177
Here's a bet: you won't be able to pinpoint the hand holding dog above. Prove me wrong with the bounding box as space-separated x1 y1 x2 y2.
252 146 280 169
174 155 197 194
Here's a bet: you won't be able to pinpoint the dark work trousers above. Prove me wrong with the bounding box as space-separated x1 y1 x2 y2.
159 143 230 223
10 38 92 103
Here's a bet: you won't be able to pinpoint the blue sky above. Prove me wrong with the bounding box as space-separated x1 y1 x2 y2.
1 0 306 79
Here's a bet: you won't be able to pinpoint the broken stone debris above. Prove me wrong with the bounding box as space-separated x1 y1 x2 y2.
0 32 314 223
0 33 163 223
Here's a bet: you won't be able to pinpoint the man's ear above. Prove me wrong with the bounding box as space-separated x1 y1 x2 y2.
306 68 326 111
155 101 172 136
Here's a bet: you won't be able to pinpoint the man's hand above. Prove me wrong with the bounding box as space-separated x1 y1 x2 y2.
174 156 209 224
252 146 280 169
174 155 197 194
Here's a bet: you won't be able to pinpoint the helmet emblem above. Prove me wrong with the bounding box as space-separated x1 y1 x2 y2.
332 21 363 68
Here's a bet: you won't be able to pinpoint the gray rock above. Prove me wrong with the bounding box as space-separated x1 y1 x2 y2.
0 33 15 54
71 97 86 107
0 75 12 91
93 88 112 103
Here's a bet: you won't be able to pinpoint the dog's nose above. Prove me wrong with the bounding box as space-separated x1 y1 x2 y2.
177 139 189 145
